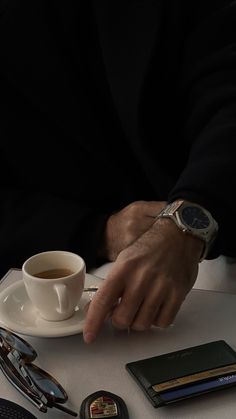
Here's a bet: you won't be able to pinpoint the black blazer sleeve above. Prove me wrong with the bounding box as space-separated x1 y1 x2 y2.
168 0 236 258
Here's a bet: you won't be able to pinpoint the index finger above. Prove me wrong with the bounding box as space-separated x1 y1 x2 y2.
83 279 123 344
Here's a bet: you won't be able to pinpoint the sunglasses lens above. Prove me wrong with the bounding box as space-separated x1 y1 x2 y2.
24 364 67 403
0 328 36 360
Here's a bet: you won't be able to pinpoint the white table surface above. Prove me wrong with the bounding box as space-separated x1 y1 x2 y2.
0 258 236 418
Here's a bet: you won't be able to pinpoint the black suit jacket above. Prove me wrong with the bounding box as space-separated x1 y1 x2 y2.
0 0 236 275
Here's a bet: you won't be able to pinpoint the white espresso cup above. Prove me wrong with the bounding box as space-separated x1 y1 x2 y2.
22 250 86 321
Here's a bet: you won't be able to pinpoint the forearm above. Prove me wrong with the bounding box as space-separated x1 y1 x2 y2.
169 1 236 258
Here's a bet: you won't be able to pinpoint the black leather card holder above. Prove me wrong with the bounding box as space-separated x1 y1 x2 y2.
126 340 236 407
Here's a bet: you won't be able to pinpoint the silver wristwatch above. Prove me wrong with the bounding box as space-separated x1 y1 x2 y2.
156 200 219 262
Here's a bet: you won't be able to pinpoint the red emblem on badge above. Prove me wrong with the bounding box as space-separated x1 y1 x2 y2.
90 395 118 418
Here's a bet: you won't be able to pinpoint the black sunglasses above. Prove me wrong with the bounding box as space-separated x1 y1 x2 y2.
0 327 77 417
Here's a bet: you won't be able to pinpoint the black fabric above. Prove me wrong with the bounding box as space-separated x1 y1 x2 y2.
0 399 37 419
0 0 236 277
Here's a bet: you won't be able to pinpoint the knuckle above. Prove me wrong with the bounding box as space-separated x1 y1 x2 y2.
128 201 141 209
127 201 144 216
154 319 172 328
131 322 150 331
112 313 131 330
93 291 110 309
125 218 136 239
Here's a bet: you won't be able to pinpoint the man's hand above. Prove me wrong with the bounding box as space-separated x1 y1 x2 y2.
84 217 203 343
99 200 166 261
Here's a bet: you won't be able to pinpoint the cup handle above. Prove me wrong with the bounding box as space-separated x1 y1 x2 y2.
54 284 69 313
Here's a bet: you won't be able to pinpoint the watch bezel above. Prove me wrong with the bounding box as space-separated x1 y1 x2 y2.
175 202 214 238
156 200 219 262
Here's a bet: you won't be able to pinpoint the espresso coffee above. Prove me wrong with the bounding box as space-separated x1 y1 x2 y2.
34 268 74 279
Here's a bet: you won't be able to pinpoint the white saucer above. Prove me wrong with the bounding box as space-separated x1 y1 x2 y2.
0 273 103 338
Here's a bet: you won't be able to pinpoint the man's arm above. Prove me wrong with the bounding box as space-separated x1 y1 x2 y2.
169 0 236 258
84 1 236 343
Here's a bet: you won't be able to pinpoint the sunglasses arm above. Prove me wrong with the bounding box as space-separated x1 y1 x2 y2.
50 401 78 417
0 357 47 412
0 336 78 417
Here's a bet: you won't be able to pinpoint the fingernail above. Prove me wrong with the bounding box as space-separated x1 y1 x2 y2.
84 332 96 344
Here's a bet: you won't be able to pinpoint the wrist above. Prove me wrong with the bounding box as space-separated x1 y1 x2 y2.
154 216 205 261
156 200 218 262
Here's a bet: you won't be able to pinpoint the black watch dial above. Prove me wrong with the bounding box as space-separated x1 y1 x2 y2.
180 206 210 229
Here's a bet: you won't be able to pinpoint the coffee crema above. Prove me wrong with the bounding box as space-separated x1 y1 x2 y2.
34 268 74 279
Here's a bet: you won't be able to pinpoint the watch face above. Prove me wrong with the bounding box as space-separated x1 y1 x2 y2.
180 206 210 229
